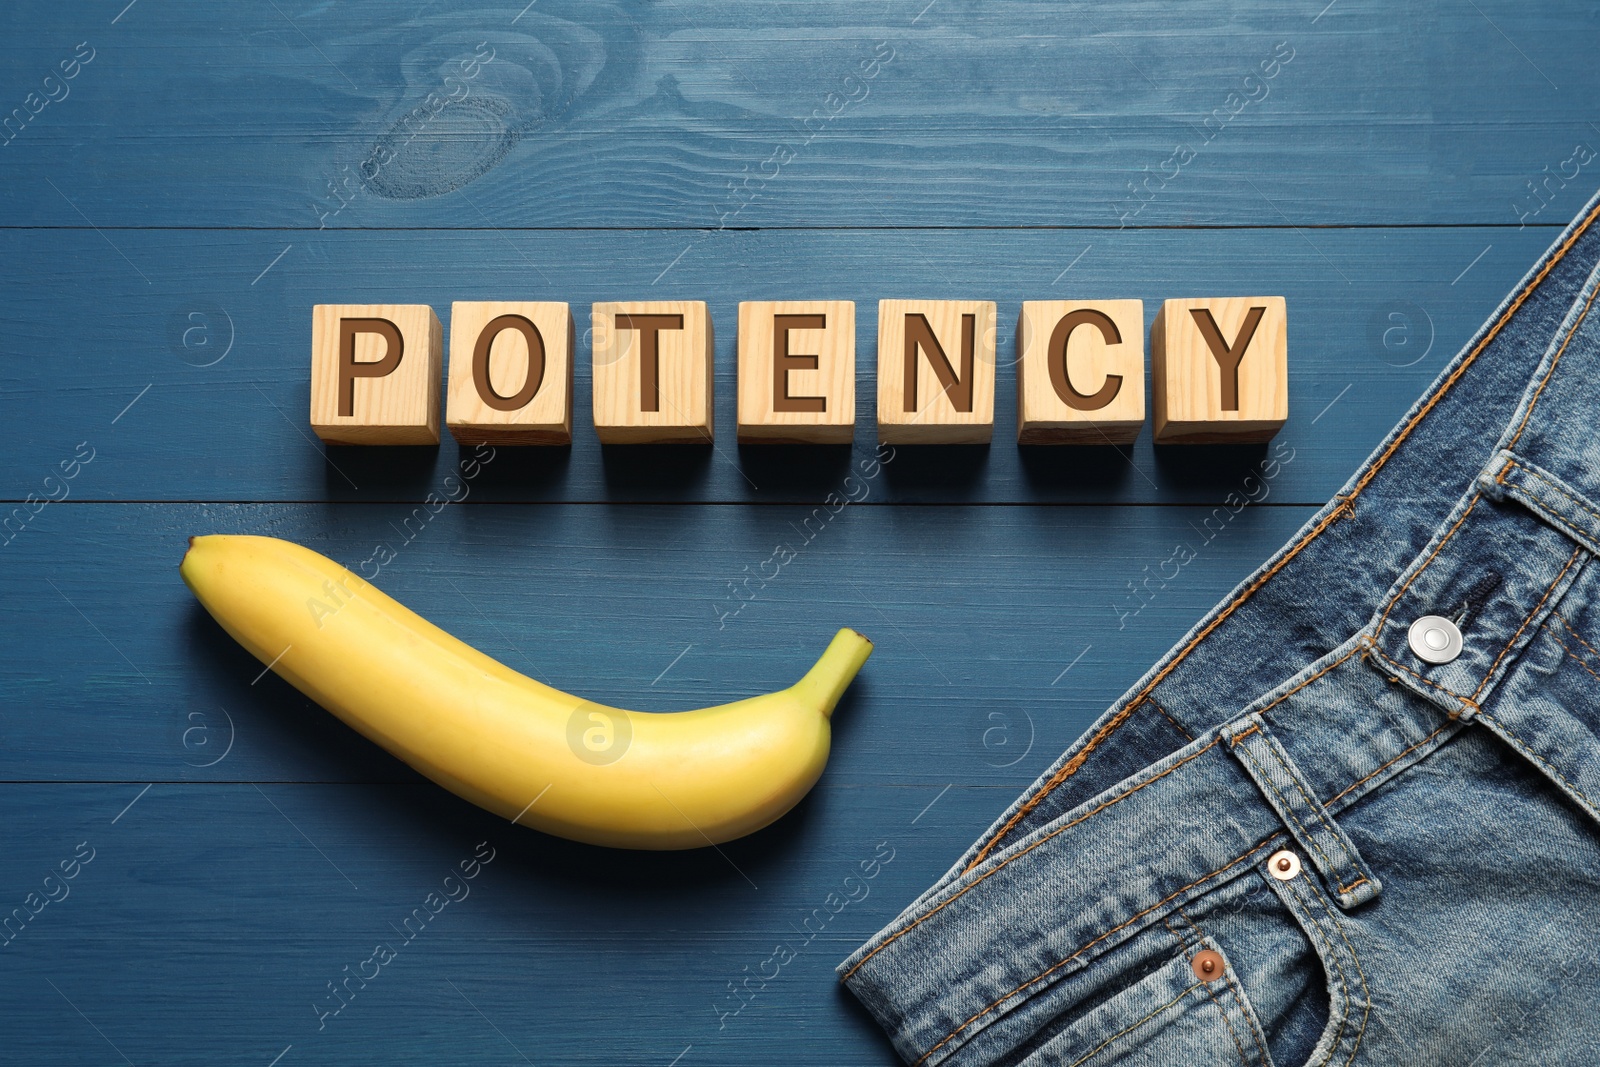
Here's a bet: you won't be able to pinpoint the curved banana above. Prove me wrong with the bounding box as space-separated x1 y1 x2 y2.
180 534 872 849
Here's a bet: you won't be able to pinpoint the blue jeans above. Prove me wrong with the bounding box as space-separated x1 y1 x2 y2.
840 188 1600 1066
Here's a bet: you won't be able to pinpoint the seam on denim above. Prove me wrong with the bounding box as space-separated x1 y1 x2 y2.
1175 907 1270 1066
1328 722 1454 805
1503 465 1600 551
973 230 1590 866
1511 460 1600 534
1197 967 1252 1067
1247 728 1352 872
1496 456 1515 485
968 700 1140 870
1373 493 1483 637
1546 624 1600 685
1479 709 1600 821
1152 700 1195 742
1472 546 1583 700
1366 646 1474 707
904 839 1279 1065
1062 984 1205 1067
1295 859 1374 1067
1554 611 1600 663
1234 742 1345 899
1257 639 1371 718
1159 913 1251 1066
1280 874 1353 1067
1227 723 1262 746
841 735 1225 983
1218 966 1268 1067
1336 876 1369 896
1506 260 1600 450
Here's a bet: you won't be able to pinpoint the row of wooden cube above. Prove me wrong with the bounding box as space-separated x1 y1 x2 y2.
310 298 1287 446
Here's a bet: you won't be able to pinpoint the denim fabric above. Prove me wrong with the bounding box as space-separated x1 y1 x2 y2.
840 187 1600 1066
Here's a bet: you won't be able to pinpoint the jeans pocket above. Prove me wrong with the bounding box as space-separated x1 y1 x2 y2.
1177 855 1373 1067
1014 938 1267 1067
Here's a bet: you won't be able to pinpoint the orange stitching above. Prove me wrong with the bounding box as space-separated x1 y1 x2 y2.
967 700 1140 869
1175 906 1272 1067
1373 494 1482 637
1292 859 1374 1067
1060 984 1205 1067
1258 639 1371 717
1548 614 1600 662
1233 741 1344 894
1506 265 1600 450
1472 546 1582 700
1337 876 1369 896
964 200 1600 869
1555 612 1600 662
1367 646 1474 706
1544 624 1600 685
1237 725 1374 895
1219 964 1271 1067
1329 722 1454 804
1151 700 1194 742
1198 968 1252 1067
969 639 1360 877
905 839 1279 1065
1278 874 1353 1067
1503 466 1600 550
1496 456 1514 485
1163 912 1251 1067
1227 723 1261 746
840 736 1224 983
1513 462 1600 532
1479 709 1600 817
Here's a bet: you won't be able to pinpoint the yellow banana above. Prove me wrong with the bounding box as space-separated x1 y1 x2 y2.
180 534 872 849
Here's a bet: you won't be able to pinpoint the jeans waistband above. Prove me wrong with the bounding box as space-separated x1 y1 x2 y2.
839 188 1600 1066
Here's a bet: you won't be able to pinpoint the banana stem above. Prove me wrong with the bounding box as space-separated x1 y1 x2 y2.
793 628 874 719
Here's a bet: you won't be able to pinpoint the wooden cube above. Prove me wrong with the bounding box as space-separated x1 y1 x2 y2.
591 301 713 444
1016 300 1145 445
876 299 996 444
736 301 855 444
1152 297 1287 443
310 304 442 444
446 302 573 445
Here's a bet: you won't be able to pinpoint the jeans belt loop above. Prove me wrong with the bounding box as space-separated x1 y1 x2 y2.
1224 711 1382 910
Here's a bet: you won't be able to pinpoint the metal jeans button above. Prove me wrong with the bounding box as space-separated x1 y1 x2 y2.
1191 949 1225 981
1267 849 1302 881
1407 615 1463 665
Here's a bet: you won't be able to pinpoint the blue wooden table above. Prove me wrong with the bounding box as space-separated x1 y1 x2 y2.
3 2 1595 1063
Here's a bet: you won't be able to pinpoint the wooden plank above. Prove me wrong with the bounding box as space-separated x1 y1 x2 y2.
0 224 1552 504
0 501 1315 783
0 780 1006 1065
0 2 1596 228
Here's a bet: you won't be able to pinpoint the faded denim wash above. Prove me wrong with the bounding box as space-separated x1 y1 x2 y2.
840 188 1600 1065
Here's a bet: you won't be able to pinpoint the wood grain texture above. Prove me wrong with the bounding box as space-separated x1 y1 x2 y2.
0 2 1597 228
1016 300 1146 445
1152 296 1288 443
1 502 1314 784
310 304 441 444
446 301 573 445
0 225 1553 505
1 0 1591 1063
876 299 997 444
737 301 856 444
592 300 714 444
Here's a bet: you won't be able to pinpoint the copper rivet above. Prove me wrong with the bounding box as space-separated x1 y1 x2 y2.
1191 949 1225 981
1268 849 1302 881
